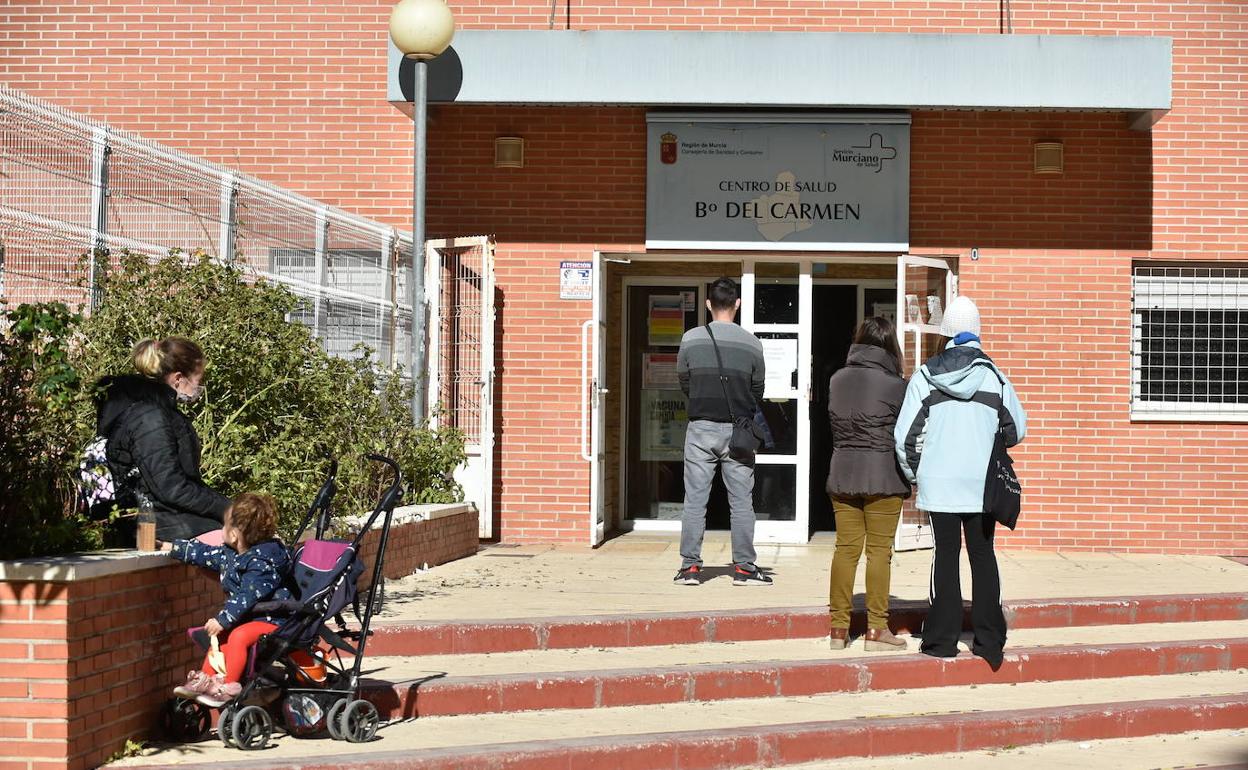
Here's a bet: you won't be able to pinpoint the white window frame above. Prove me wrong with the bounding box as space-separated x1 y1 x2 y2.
1131 265 1248 422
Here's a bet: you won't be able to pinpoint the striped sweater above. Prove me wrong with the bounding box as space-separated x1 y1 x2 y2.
676 322 765 422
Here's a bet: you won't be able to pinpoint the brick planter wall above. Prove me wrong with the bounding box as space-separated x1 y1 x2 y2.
0 503 477 770
354 503 480 588
0 555 218 770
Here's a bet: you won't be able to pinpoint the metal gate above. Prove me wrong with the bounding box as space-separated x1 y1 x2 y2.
426 236 496 538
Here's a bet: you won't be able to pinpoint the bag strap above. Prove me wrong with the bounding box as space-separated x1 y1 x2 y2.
704 323 737 422
982 365 1010 434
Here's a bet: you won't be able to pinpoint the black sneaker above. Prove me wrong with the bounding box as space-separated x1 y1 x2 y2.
674 565 702 585
732 565 773 586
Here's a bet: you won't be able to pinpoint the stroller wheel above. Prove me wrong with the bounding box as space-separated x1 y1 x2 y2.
326 698 348 740
217 705 236 747
231 704 273 751
160 697 211 742
340 699 379 743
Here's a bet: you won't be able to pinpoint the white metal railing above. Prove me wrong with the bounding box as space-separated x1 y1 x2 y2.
0 86 412 366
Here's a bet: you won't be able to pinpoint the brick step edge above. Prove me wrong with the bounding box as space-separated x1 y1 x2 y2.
143 693 1248 770
357 637 1248 719
364 592 1248 656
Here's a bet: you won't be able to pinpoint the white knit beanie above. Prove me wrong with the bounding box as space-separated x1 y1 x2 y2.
940 295 981 338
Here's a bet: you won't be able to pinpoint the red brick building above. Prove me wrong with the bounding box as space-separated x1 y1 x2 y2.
4 2 1246 554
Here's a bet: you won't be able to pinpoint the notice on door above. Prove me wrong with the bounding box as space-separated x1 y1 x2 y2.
762 337 798 394
648 295 685 346
639 390 688 461
643 352 680 389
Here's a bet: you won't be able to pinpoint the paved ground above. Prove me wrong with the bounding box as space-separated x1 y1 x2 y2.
792 729 1248 769
374 532 1248 622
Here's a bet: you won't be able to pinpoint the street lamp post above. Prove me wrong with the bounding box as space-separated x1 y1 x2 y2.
389 0 455 423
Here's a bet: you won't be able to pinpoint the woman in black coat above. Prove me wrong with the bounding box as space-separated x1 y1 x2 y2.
825 317 912 651
95 337 230 541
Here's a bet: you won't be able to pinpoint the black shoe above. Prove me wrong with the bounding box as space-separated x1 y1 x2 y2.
973 644 1005 671
674 565 702 585
732 565 773 586
919 646 959 659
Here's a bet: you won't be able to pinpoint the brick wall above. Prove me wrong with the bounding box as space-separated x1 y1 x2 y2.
357 507 479 587
0 508 476 770
0 560 217 770
957 250 1248 552
3 2 1246 552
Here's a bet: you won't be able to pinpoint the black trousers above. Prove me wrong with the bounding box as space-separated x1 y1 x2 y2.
921 512 1007 664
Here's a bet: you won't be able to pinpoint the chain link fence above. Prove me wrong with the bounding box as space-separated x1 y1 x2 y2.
0 86 412 366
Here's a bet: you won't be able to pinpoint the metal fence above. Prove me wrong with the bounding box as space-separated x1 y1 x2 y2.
0 86 412 366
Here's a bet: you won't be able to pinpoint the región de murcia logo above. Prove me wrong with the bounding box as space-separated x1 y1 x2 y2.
660 132 678 165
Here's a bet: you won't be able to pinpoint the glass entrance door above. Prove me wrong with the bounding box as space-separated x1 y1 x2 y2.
612 258 933 547
621 281 703 525
894 254 957 551
742 261 808 543
621 275 803 539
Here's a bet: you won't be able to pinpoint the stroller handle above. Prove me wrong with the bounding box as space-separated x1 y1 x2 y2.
366 454 399 476
367 454 404 511
312 459 339 507
291 457 341 544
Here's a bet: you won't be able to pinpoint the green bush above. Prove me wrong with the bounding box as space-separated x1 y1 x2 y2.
0 250 465 559
0 303 103 557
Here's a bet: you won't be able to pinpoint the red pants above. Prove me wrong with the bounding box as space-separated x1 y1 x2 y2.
201 622 316 684
202 621 277 683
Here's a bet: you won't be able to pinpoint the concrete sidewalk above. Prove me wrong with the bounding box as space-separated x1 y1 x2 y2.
373 532 1247 622
792 729 1248 770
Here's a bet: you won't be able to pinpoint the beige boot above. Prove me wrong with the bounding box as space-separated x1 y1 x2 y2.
828 627 849 650
864 627 907 651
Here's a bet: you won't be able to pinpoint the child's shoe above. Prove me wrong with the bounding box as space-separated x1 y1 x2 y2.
195 675 242 708
172 670 213 699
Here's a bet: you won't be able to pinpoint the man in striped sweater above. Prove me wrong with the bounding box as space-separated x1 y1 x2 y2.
674 278 772 586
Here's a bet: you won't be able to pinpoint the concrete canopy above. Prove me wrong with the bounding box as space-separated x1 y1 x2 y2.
388 30 1172 129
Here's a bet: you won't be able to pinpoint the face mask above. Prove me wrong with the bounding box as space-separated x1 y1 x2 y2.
176 384 204 404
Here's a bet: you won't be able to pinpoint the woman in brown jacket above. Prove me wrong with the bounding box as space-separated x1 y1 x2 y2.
825 317 912 650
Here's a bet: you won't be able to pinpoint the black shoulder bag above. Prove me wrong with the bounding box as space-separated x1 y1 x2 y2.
983 377 1022 530
705 324 765 463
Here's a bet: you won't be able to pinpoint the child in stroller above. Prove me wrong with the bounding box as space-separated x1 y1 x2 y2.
164 492 312 707
161 455 402 750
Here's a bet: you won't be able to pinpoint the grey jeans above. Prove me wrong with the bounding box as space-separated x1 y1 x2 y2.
680 420 758 569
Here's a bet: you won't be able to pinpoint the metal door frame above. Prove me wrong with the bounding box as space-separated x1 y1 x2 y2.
894 253 958 551
426 236 496 538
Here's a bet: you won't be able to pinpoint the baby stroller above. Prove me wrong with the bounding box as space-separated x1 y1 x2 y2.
161 454 402 749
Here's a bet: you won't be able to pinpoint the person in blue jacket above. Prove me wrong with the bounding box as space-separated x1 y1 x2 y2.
161 492 295 707
894 296 1026 670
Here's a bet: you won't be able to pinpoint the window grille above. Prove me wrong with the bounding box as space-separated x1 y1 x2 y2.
1132 265 1248 420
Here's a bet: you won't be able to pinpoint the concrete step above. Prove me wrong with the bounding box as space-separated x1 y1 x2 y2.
116 670 1248 768
352 620 1248 718
792 728 1248 769
364 592 1248 656
367 618 1248 679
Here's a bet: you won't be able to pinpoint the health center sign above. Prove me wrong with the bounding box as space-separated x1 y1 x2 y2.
646 115 910 251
